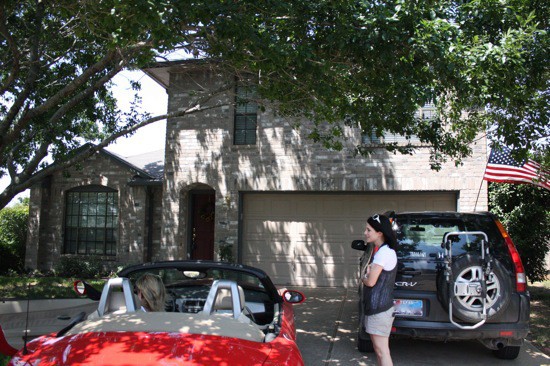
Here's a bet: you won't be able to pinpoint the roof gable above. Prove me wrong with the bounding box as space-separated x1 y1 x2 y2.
72 143 164 185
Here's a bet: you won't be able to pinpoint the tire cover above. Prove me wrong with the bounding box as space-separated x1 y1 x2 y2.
438 255 512 323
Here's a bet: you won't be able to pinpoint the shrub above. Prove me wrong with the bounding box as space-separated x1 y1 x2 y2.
54 255 104 278
218 243 234 262
489 183 550 282
0 200 29 275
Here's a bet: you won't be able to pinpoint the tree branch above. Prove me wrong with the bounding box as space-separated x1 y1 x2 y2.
0 4 21 95
17 141 49 184
0 1 43 139
0 81 233 209
0 41 154 157
47 61 124 126
0 51 121 156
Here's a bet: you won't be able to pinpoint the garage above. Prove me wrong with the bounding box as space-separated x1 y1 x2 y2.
241 192 457 287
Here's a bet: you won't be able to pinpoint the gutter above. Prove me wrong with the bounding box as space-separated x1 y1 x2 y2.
146 186 154 262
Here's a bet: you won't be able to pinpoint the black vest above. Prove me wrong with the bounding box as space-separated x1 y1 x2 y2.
364 246 398 316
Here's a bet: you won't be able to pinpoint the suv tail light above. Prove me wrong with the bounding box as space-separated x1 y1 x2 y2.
495 220 526 292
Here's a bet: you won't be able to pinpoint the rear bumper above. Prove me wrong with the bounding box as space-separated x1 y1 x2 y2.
392 319 528 341
388 292 530 349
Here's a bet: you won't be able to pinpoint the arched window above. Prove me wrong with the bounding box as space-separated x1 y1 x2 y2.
64 185 118 256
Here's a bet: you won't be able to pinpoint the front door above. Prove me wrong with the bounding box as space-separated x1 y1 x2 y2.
190 192 215 260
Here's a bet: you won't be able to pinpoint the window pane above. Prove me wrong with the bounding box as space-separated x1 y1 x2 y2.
89 204 97 216
64 188 118 256
80 203 88 216
244 115 257 129
245 129 256 144
236 102 249 114
235 115 248 130
234 83 258 146
97 203 106 215
108 204 117 216
96 228 105 241
234 130 246 145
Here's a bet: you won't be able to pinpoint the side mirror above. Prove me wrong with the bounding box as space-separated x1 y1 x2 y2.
282 290 306 304
351 240 367 251
73 280 86 296
73 280 102 301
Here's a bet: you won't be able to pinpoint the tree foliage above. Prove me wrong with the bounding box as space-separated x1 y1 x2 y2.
489 182 550 282
1 0 548 208
0 199 29 274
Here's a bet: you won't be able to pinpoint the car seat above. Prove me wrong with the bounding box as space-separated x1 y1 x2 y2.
89 277 137 319
201 280 251 323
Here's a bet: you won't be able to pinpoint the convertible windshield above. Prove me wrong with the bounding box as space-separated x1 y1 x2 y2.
125 267 265 290
121 265 274 324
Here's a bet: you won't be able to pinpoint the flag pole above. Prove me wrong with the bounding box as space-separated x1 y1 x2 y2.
475 149 491 212
474 175 486 212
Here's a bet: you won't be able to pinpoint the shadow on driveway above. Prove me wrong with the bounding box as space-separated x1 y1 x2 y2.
292 287 549 366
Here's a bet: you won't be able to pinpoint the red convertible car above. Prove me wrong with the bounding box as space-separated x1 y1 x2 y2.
0 261 306 365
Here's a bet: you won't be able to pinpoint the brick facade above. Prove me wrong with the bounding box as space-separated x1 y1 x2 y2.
26 150 162 272
26 63 489 271
157 65 488 263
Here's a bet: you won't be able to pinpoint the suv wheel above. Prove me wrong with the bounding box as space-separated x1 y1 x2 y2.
357 329 374 352
440 255 512 323
492 345 521 360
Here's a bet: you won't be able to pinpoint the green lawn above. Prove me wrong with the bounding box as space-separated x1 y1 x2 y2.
0 277 106 366
527 280 550 355
0 276 105 300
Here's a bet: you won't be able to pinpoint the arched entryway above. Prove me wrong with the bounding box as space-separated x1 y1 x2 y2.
188 189 215 260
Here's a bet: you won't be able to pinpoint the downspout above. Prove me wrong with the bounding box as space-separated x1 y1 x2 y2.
146 186 154 262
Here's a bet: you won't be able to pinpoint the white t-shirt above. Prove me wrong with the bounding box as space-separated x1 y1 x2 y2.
372 245 397 271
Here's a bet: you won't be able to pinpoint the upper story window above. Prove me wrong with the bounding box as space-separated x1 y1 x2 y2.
234 83 258 145
64 185 118 256
362 104 435 145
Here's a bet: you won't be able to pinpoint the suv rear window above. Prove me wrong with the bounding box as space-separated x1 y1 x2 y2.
394 213 507 259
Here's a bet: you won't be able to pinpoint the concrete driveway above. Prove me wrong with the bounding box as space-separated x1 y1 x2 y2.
2 288 547 365
293 287 549 366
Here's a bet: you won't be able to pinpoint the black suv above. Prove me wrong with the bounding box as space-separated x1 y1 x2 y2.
352 211 530 360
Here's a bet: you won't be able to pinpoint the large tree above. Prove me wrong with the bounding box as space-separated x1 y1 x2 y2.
1 0 548 208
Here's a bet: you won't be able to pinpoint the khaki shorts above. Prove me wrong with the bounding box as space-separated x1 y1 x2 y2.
364 306 395 337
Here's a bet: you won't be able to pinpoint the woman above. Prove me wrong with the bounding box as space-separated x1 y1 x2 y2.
361 214 398 366
134 273 167 312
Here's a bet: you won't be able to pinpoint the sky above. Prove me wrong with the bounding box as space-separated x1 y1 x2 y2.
105 70 168 157
0 70 168 205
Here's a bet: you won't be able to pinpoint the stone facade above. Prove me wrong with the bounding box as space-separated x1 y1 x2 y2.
26 62 489 272
25 149 163 272
156 65 488 262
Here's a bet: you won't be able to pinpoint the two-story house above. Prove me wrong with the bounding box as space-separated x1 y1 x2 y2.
25 60 488 287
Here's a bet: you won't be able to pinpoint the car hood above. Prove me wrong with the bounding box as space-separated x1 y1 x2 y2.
9 331 273 366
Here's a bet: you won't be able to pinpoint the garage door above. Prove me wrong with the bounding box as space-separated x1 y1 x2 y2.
241 192 456 287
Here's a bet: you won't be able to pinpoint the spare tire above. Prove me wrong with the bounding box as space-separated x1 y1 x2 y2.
439 255 512 323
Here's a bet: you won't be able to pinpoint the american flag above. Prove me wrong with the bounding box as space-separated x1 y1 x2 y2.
483 147 550 190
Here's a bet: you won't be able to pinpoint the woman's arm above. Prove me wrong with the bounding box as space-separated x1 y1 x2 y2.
361 263 384 287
